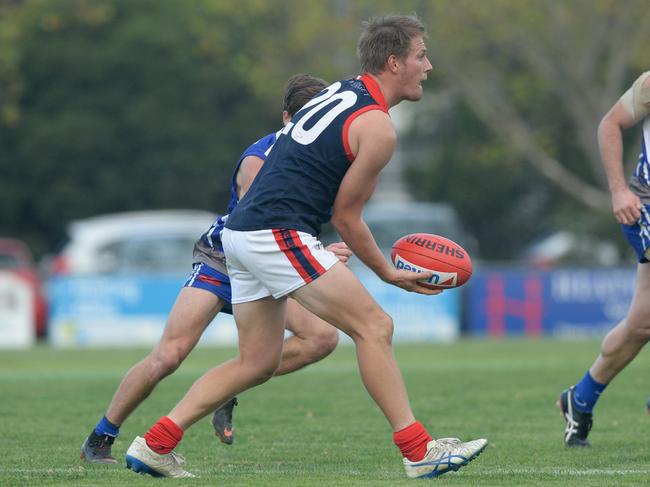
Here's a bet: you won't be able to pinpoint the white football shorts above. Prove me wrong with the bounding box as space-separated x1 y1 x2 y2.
221 228 339 303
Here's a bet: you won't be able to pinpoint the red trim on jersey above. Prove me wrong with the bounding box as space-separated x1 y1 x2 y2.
291 231 327 276
343 74 390 162
272 229 312 282
359 73 388 112
342 105 383 162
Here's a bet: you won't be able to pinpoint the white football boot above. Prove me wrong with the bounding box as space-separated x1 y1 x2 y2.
125 436 195 478
403 437 488 478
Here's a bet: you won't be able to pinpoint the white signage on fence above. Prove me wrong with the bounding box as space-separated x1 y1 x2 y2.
0 272 35 348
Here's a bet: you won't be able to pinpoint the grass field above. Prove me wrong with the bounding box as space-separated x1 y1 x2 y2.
1 340 649 486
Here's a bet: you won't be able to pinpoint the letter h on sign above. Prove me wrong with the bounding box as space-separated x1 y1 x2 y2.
485 273 543 337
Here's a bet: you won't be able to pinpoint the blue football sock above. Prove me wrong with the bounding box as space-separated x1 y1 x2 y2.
573 371 607 413
94 416 120 438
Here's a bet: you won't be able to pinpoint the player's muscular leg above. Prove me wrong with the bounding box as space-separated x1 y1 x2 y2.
275 298 339 376
291 262 415 432
169 297 287 430
591 263 650 383
105 288 223 425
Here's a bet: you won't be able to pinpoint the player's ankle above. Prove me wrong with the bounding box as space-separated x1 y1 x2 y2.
393 420 432 461
144 416 184 454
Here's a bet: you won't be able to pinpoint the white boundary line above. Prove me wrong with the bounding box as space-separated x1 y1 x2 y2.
472 467 650 476
3 466 650 476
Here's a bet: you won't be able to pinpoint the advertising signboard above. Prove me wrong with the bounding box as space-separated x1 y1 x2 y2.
0 272 35 348
467 268 635 337
48 271 462 346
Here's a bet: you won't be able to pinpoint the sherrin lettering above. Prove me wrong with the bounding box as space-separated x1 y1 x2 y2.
404 235 465 259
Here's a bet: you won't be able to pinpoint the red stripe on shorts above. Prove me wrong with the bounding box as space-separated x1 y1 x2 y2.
272 229 312 282
289 230 327 276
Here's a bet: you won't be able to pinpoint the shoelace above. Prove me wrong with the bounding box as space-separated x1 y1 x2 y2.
169 451 186 465
564 411 579 441
89 435 114 449
434 438 462 449
563 392 583 441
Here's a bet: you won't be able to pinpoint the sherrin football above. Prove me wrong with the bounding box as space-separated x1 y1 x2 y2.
390 233 472 290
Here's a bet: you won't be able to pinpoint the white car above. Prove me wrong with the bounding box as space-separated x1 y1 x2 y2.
47 209 217 275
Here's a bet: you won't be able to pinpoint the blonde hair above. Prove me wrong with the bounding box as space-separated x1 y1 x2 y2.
357 15 426 74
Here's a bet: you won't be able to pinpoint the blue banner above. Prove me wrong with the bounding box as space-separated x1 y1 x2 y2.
467 268 635 337
48 271 461 346
47 275 238 346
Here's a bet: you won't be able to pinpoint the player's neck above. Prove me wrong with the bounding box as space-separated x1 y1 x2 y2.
366 72 401 109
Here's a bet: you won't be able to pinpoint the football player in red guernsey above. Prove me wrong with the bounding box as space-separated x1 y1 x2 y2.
126 14 487 479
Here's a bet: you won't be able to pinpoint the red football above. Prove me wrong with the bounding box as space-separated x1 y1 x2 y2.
390 233 472 289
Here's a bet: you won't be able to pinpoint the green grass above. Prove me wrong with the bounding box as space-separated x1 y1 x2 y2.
1 340 649 486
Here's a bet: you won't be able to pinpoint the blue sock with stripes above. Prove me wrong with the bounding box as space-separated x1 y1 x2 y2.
573 371 607 413
94 416 120 438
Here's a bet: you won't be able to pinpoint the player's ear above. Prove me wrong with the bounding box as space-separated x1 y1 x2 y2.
282 110 291 125
386 54 400 74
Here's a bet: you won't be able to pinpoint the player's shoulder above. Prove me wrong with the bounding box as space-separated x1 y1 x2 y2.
640 71 650 89
242 131 278 159
620 70 650 122
348 109 396 160
353 109 395 138
250 132 278 151
623 71 650 96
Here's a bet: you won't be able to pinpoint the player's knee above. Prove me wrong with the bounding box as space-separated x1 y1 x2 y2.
626 321 650 342
307 327 339 361
623 308 650 341
248 361 279 386
318 326 340 355
236 352 281 386
150 344 191 378
358 311 394 344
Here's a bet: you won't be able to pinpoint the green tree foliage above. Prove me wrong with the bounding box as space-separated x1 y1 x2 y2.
1 0 281 255
404 0 650 259
0 0 368 257
2 0 649 261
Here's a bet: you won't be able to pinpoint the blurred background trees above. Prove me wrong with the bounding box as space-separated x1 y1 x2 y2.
1 0 649 261
404 0 650 259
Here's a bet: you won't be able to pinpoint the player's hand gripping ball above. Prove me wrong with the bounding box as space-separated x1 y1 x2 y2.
391 233 472 290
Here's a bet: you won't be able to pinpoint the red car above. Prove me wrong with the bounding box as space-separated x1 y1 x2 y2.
0 238 48 338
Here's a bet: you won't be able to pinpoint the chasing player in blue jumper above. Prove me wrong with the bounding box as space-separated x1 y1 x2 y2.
81 74 351 463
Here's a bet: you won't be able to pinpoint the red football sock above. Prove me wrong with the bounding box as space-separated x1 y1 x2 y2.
144 416 184 454
393 420 432 462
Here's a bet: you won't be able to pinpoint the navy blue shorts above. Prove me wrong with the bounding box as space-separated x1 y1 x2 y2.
183 263 233 314
620 206 650 263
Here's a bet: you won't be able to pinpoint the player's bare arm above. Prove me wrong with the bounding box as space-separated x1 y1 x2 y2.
235 155 265 198
332 110 438 295
598 76 650 225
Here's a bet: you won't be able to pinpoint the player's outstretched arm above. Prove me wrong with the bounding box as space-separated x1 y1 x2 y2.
331 110 396 278
331 110 440 296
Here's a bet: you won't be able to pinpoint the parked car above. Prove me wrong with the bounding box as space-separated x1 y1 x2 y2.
0 238 48 338
47 209 217 275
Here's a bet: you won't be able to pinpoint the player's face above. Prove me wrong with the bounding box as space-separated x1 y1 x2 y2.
398 36 432 102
